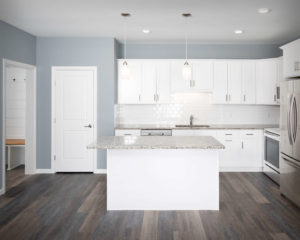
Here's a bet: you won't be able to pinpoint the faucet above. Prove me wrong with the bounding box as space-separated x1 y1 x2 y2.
189 115 194 126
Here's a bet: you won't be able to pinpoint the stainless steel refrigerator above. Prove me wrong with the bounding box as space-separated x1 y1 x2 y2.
280 79 300 207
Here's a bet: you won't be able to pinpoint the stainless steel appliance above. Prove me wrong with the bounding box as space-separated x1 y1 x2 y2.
141 129 172 136
263 128 280 184
280 79 300 207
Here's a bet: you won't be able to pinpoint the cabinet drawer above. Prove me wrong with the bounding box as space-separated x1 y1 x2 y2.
115 129 141 136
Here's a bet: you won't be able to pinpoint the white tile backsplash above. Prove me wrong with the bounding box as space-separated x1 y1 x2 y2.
115 93 280 125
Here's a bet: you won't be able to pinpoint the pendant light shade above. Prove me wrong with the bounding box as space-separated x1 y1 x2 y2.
182 13 192 82
120 13 131 80
182 61 192 81
121 60 130 80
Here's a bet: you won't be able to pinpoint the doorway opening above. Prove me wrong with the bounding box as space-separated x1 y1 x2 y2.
2 59 36 193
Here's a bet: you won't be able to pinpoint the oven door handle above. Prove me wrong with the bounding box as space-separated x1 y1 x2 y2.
293 96 297 143
282 156 300 169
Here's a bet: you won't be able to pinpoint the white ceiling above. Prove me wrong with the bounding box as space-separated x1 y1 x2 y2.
0 0 300 44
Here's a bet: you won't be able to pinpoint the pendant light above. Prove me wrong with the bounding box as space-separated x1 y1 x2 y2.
182 13 192 82
120 13 131 80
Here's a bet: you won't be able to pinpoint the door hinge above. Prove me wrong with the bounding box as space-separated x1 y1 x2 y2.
54 155 56 160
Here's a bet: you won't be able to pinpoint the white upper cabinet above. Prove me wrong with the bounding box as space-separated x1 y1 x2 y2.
140 61 157 104
227 61 242 104
156 61 171 103
256 58 278 105
171 59 214 93
118 60 141 104
241 61 256 104
280 39 300 78
213 61 228 104
191 60 214 91
118 58 281 105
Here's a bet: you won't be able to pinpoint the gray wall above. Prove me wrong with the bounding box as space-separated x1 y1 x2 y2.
36 37 116 169
0 20 36 189
117 43 282 59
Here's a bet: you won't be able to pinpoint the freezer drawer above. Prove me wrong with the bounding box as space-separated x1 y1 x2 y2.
280 153 300 207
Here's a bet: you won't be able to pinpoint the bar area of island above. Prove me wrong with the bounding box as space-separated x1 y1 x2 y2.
88 136 224 211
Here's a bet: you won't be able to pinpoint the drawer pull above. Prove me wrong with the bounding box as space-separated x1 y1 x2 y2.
124 134 132 136
225 140 232 142
225 134 232 136
246 133 254 136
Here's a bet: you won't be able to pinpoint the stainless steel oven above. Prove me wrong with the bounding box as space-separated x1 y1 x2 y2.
263 128 280 184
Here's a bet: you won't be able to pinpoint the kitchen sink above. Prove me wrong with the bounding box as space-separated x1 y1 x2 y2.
175 124 210 128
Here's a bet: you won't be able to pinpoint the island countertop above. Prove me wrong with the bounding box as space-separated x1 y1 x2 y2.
88 136 225 150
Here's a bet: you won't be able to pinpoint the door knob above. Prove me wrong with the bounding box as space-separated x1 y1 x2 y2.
84 124 92 128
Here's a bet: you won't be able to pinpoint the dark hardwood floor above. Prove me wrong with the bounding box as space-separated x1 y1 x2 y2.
5 165 29 191
0 172 299 240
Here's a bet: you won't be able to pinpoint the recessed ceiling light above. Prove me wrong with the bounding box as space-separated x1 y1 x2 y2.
142 29 151 34
234 30 244 34
257 8 271 14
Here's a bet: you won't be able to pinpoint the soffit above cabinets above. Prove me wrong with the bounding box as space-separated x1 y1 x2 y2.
0 0 300 44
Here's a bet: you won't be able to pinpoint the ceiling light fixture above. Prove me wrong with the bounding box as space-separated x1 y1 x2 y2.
142 29 151 34
257 8 271 14
234 30 244 34
120 13 131 80
182 13 192 83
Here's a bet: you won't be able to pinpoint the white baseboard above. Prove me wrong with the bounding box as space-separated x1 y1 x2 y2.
36 169 55 174
94 169 107 174
220 167 263 172
0 188 4 195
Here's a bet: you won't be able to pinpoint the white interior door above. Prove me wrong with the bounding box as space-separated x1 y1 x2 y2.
53 67 96 172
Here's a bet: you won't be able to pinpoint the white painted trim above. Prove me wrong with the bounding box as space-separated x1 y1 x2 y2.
51 66 98 173
2 59 37 196
36 169 55 174
93 169 107 174
219 167 263 172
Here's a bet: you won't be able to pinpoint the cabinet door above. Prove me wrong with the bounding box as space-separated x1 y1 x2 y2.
213 61 228 104
240 130 263 168
227 61 242 104
241 61 256 104
118 60 141 104
282 41 300 78
156 61 171 103
191 60 214 91
256 59 278 105
140 61 157 104
216 130 241 169
170 60 190 93
115 129 141 136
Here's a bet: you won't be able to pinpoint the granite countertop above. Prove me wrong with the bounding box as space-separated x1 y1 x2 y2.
114 124 279 130
88 136 225 150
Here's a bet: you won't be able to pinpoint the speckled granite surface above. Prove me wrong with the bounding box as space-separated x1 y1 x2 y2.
114 124 279 130
88 136 225 150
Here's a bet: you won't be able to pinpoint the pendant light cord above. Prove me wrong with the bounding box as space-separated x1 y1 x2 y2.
123 17 127 61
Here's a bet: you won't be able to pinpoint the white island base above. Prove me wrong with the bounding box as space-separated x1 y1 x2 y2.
107 149 219 211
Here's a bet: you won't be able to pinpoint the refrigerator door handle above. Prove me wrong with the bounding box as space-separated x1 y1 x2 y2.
293 96 298 143
288 95 294 145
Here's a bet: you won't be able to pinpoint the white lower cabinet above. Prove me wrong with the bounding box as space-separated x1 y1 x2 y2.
173 129 263 171
115 129 141 136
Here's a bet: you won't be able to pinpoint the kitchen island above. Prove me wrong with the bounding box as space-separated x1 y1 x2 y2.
88 136 224 210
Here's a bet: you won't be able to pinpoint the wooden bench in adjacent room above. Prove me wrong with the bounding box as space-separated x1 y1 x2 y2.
6 139 25 170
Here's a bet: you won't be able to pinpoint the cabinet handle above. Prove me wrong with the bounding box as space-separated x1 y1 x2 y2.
274 94 277 102
154 94 156 101
243 95 246 102
241 141 244 149
246 133 254 136
225 133 232 136
139 94 141 102
225 140 232 142
226 94 228 102
157 94 159 102
124 134 132 136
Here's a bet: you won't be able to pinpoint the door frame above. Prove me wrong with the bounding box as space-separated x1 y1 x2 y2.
1 59 37 195
51 66 97 173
